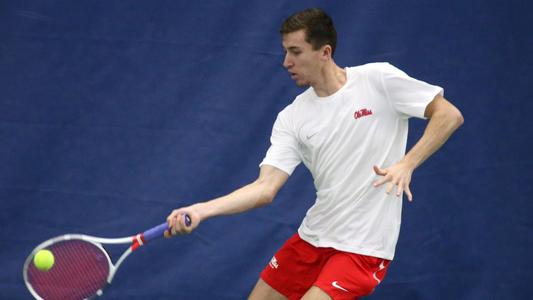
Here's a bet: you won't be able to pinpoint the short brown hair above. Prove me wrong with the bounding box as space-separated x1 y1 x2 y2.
280 8 337 56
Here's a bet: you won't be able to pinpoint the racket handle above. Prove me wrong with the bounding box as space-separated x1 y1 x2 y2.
143 215 191 242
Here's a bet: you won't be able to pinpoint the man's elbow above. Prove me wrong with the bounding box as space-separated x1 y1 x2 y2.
254 166 288 207
434 106 464 130
258 188 277 206
426 96 464 129
253 180 277 206
452 108 464 129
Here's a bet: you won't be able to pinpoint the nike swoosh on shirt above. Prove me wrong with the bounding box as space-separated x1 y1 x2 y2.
332 281 349 292
306 132 319 140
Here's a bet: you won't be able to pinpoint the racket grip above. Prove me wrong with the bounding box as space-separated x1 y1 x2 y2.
143 215 191 242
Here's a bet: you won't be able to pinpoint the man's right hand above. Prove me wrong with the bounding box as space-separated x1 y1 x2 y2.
165 205 202 237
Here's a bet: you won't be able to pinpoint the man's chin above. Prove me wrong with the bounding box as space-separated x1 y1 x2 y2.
294 80 309 87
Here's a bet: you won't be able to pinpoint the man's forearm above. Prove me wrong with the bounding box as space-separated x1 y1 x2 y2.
403 109 464 169
193 179 277 221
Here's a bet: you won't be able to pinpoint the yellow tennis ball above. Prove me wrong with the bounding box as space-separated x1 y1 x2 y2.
33 249 55 271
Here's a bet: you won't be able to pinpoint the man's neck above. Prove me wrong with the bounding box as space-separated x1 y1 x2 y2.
311 63 347 97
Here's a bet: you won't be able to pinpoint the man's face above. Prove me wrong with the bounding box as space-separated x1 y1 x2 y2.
282 30 325 87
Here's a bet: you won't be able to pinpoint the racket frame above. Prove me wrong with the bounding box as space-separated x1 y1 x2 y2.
23 217 189 299
23 233 134 300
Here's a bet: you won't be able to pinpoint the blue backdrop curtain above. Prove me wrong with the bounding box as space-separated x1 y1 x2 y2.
1 0 531 299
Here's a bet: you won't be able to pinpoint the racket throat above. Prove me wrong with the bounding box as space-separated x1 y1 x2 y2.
108 247 133 283
131 234 146 251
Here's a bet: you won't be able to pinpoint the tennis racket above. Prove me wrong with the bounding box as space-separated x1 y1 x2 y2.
23 215 191 300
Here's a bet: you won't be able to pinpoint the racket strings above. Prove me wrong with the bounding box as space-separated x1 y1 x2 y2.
27 240 110 300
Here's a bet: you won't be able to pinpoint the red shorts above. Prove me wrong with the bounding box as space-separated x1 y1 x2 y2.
260 233 390 300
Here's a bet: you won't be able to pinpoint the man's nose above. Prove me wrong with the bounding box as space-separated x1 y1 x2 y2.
283 53 292 68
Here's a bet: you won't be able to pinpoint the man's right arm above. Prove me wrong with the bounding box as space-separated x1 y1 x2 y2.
166 165 289 235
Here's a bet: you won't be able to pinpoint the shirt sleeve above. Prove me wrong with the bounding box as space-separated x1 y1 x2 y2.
380 63 444 119
259 108 302 176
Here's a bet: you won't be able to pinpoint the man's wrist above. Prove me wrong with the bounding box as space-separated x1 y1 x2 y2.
192 202 210 221
401 155 419 170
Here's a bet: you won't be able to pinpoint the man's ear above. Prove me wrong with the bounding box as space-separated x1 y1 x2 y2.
321 45 333 61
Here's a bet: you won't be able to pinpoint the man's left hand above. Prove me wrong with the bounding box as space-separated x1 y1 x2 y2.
373 162 415 201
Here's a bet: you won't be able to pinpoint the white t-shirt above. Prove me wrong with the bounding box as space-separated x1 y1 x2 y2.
260 62 443 260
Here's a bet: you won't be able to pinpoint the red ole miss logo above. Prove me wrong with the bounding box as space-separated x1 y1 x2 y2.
354 108 373 119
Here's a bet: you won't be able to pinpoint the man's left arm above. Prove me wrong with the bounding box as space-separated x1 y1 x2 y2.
373 94 464 201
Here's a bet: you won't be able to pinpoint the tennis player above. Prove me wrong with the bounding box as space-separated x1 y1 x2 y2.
167 8 463 300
